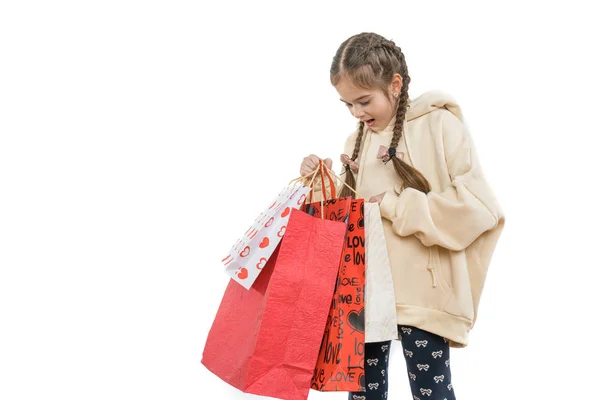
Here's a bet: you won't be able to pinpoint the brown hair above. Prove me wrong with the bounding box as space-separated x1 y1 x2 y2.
331 32 431 199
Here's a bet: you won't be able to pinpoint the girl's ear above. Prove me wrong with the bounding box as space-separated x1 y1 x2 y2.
390 73 403 94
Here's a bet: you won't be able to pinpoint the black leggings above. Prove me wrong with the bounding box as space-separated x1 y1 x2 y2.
349 325 456 400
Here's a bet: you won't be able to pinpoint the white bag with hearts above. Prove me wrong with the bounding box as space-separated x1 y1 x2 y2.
364 203 399 342
222 182 311 289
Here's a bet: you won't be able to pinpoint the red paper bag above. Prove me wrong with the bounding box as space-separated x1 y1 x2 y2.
201 208 347 400
306 198 366 392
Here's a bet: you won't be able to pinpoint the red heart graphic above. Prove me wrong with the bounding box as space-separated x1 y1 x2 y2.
264 217 274 228
280 207 290 218
297 194 306 205
277 226 286 238
259 237 269 248
256 258 267 270
236 267 248 279
239 246 250 257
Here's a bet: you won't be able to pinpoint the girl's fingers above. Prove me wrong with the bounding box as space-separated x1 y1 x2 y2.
300 154 330 176
300 165 316 177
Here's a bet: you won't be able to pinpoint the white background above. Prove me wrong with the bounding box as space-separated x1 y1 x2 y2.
1 1 599 399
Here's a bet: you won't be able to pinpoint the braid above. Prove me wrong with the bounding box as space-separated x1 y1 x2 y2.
339 121 365 199
388 44 431 193
351 122 365 160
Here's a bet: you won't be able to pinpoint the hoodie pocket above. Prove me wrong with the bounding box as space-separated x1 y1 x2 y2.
427 245 452 295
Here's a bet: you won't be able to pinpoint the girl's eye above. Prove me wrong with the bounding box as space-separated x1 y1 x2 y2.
345 101 370 108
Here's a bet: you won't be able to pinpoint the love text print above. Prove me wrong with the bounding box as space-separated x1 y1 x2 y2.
310 199 366 392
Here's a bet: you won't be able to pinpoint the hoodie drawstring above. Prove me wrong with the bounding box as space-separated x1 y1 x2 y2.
427 247 438 288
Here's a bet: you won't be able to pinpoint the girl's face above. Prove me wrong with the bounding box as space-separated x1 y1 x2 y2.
335 74 402 133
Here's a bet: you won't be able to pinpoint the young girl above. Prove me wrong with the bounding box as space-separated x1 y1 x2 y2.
300 32 505 400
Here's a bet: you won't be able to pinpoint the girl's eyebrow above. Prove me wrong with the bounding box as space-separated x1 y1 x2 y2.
340 94 371 103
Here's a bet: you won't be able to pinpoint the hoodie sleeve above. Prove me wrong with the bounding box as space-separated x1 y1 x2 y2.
379 110 504 251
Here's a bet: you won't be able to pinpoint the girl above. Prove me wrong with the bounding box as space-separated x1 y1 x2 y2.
300 32 505 400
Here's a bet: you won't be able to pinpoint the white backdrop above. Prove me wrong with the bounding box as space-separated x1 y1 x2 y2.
1 1 599 399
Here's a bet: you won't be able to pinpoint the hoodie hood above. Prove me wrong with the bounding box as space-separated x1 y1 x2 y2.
375 91 465 134
406 90 464 122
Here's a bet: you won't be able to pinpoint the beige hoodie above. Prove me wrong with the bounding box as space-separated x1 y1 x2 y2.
316 91 505 347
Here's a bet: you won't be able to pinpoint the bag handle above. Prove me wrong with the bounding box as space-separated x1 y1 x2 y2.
321 163 362 199
289 168 318 185
289 160 363 199
289 163 336 201
307 160 336 204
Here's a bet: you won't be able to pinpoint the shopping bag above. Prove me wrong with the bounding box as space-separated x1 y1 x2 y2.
364 203 399 343
222 182 311 289
307 198 366 392
202 208 347 400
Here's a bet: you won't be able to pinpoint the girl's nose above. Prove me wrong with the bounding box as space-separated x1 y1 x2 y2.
352 108 365 119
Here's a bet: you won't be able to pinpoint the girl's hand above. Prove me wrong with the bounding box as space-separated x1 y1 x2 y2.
300 154 332 177
369 192 386 204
